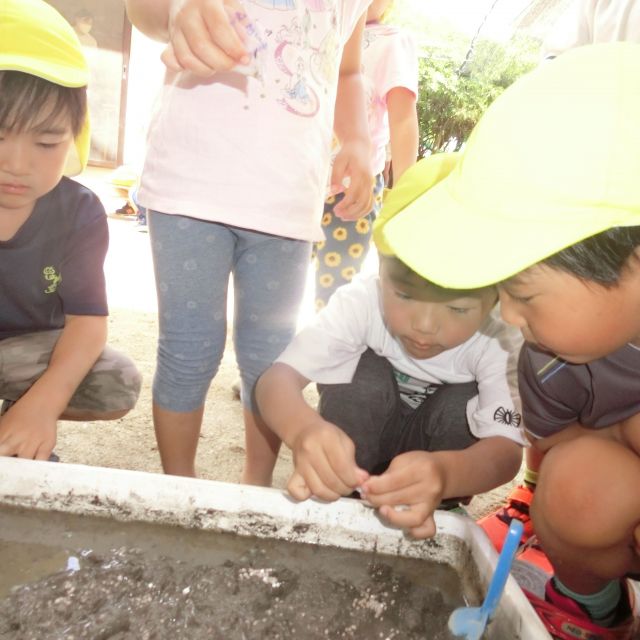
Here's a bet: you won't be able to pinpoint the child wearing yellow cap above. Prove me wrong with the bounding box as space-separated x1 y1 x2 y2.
256 152 526 538
377 43 640 639
0 0 141 461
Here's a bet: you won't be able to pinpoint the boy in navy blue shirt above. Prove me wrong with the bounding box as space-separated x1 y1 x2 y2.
0 0 141 461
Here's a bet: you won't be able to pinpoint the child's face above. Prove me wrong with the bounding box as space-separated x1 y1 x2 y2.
380 259 497 359
499 261 640 363
0 112 74 217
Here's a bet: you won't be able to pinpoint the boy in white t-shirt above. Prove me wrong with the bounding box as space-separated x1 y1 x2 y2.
256 155 526 539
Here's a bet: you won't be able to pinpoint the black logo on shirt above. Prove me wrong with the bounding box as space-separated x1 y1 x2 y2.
493 407 522 427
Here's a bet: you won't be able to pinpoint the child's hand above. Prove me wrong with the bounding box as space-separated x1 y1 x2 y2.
0 400 56 460
361 451 447 539
287 419 369 502
163 0 251 76
330 139 374 221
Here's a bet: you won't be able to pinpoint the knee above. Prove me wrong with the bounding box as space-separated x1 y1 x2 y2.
533 436 640 549
157 337 223 383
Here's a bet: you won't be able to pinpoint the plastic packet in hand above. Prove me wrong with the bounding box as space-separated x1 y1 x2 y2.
229 9 267 77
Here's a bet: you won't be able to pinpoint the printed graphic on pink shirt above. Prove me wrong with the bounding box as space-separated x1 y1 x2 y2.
268 7 339 117
139 0 371 242
248 0 296 9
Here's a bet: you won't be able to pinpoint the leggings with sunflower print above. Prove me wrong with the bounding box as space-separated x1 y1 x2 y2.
314 173 385 311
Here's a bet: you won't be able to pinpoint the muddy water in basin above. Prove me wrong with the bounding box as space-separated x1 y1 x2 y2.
0 505 463 639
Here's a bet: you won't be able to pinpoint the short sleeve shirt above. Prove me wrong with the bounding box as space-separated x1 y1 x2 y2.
362 23 418 174
138 1 371 243
0 177 109 340
277 274 526 445
518 342 640 438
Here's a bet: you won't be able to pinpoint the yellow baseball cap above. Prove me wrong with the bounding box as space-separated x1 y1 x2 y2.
373 152 460 255
377 43 640 288
0 0 91 175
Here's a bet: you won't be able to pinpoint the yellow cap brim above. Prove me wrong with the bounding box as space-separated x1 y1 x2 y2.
0 55 89 88
64 112 90 176
381 166 640 289
373 153 460 255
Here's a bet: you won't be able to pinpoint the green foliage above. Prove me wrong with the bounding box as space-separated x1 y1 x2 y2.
417 36 539 155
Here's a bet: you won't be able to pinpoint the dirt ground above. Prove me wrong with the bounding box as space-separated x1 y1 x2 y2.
54 171 520 521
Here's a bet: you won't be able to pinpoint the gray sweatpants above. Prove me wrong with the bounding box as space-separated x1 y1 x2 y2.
318 349 478 475
0 330 141 414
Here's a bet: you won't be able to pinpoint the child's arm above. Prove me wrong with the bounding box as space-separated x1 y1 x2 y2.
0 315 107 460
124 0 249 76
256 363 368 500
331 13 374 221
386 87 418 182
361 436 522 539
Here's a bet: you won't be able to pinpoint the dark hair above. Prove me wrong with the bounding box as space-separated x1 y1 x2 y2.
541 226 640 286
73 8 93 20
380 253 497 297
0 70 86 137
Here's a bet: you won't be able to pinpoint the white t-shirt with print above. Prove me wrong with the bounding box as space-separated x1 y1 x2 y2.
138 0 371 243
277 273 527 445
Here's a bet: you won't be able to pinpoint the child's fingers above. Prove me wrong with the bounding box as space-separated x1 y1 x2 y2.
164 28 236 76
0 441 15 458
218 3 252 60
305 456 354 500
378 503 436 538
329 145 348 180
0 428 19 458
409 515 438 540
167 1 249 75
160 43 186 72
334 175 374 221
287 470 312 501
361 467 412 502
34 444 53 462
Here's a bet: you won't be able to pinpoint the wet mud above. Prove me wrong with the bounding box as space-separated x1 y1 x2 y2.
0 506 463 639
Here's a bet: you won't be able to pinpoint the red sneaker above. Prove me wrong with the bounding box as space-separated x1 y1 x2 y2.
477 484 534 551
523 579 639 640
511 536 554 600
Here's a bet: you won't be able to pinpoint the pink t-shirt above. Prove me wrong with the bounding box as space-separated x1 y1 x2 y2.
362 23 418 174
138 1 370 242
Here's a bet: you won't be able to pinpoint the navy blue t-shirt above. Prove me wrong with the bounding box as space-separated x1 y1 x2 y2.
0 177 109 340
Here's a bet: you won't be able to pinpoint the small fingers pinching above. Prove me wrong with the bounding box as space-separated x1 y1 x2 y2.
287 470 311 501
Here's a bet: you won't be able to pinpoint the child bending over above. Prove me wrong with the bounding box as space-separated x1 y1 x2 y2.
377 43 640 639
257 155 525 538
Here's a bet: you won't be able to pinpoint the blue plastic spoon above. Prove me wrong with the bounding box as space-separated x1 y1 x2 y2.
448 519 524 640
